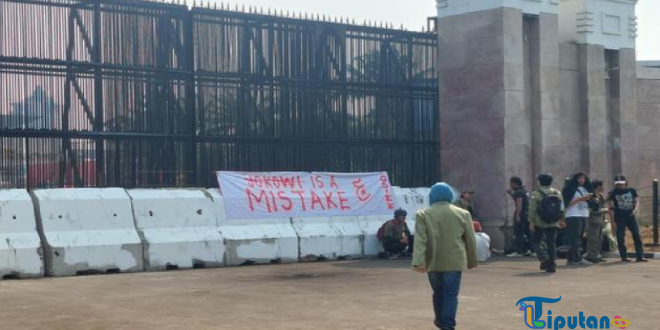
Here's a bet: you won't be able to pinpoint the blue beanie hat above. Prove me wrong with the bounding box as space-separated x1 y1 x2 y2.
429 182 455 205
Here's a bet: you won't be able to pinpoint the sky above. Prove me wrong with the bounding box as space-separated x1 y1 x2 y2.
187 0 659 60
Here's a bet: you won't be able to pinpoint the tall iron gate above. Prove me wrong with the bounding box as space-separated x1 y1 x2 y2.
0 0 439 189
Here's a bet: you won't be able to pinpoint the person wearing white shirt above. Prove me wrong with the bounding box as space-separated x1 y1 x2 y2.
561 172 594 266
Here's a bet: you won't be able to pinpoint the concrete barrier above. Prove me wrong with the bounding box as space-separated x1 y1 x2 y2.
32 188 143 276
329 216 364 258
291 216 363 261
358 215 388 256
208 189 298 266
128 189 224 271
0 190 44 279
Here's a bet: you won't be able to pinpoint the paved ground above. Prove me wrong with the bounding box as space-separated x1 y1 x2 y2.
0 257 657 330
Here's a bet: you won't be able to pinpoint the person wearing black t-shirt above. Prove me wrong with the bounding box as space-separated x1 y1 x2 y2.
608 175 647 262
506 176 531 257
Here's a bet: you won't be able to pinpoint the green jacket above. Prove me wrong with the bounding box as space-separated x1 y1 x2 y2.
529 187 565 228
384 220 411 241
412 202 478 272
588 193 606 224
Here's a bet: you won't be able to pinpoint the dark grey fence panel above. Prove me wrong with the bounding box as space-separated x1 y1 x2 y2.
0 0 438 189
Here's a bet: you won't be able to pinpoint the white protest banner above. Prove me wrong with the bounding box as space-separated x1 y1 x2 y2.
216 171 396 219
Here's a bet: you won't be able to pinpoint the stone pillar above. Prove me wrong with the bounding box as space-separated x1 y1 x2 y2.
560 0 638 184
438 0 558 249
617 49 638 183
437 0 639 248
530 13 562 181
579 44 610 181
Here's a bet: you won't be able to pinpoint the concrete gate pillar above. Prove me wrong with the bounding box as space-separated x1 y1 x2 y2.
437 0 559 249
437 0 639 249
560 0 638 186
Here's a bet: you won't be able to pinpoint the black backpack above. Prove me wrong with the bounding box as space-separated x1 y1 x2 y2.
536 189 563 223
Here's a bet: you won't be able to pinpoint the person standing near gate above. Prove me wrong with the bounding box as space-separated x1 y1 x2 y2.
609 175 648 262
506 177 531 258
562 172 594 266
453 191 475 217
529 173 565 273
413 182 477 330
585 180 607 263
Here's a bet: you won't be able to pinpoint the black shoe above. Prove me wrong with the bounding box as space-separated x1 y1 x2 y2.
597 258 608 263
546 262 557 273
585 258 600 264
540 260 548 271
433 319 454 330
621 258 632 262
637 258 649 263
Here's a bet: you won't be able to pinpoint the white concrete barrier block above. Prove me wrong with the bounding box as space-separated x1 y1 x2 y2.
291 218 340 261
208 189 298 266
331 217 364 258
0 190 44 278
128 189 224 271
32 188 143 277
358 215 390 256
292 217 363 261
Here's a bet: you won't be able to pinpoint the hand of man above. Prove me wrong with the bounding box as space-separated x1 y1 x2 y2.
559 219 566 229
401 236 409 245
413 265 426 273
529 224 535 232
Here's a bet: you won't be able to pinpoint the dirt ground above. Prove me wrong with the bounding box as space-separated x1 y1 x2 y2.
0 257 657 330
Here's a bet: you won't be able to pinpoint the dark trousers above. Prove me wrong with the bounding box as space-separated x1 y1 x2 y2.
428 272 463 330
514 216 531 254
615 214 645 260
532 227 558 263
586 218 604 260
566 217 587 262
383 236 413 254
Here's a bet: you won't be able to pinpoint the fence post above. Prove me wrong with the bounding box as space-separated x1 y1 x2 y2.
654 179 659 246
185 8 198 187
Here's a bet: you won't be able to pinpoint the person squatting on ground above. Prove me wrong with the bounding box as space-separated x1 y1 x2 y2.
506 177 532 258
529 173 565 273
413 183 477 330
562 172 594 266
585 180 608 263
379 209 414 258
473 221 491 262
609 175 648 262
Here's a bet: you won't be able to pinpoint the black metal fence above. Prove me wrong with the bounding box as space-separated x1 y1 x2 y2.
0 0 439 189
